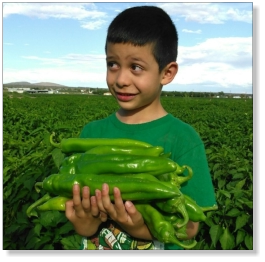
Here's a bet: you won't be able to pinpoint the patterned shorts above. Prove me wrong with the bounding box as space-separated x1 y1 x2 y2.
80 222 164 250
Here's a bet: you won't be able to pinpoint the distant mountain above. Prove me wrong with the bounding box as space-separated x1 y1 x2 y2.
33 82 67 87
4 81 32 86
4 81 67 87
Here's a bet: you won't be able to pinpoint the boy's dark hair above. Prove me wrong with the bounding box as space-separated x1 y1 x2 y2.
105 6 178 72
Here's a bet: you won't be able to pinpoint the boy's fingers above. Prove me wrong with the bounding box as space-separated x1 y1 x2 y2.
90 196 100 217
65 199 74 208
72 184 84 213
113 187 126 214
65 200 74 219
95 188 107 213
113 187 124 206
125 201 142 223
100 212 108 222
101 183 112 207
81 186 91 211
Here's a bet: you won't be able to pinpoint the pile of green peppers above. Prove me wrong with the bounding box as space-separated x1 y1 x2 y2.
26 133 217 250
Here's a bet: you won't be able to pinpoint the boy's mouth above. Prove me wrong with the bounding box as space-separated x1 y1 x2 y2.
115 92 137 102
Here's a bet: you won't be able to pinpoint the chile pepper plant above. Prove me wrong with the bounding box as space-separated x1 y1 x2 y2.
3 93 253 250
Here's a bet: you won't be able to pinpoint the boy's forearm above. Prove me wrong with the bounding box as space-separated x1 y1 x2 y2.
74 220 102 237
186 221 199 239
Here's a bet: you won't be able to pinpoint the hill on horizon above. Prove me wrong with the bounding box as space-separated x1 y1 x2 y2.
4 81 67 87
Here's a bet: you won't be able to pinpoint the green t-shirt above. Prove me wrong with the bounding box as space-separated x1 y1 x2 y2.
79 113 216 250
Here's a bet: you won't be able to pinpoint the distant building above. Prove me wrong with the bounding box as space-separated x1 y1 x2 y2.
24 89 54 94
7 87 54 94
8 87 30 93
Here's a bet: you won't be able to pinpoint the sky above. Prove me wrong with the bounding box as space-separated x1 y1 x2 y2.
2 2 254 94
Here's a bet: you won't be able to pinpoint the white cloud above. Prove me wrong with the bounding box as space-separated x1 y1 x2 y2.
21 56 66 66
182 29 202 34
158 3 252 24
4 2 251 25
4 52 107 86
21 53 106 68
226 7 252 23
81 19 107 30
3 3 107 30
3 3 104 19
174 37 252 89
179 37 252 66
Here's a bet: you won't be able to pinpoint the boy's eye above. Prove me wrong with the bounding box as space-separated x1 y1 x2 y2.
131 64 142 71
107 62 119 69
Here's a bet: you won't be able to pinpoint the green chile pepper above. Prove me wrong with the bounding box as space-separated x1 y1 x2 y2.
183 194 207 222
59 153 135 175
50 132 152 153
201 204 218 212
79 153 142 163
59 153 178 176
174 219 189 240
107 173 182 198
86 145 164 157
34 175 182 213
156 165 193 188
26 193 52 217
62 153 82 165
59 165 76 175
135 203 197 249
155 194 208 224
162 213 179 224
159 152 172 158
155 195 189 228
60 152 164 175
37 196 70 212
59 153 82 175
76 154 178 176
161 213 188 240
35 173 181 201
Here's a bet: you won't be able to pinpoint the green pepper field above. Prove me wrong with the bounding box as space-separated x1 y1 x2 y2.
3 92 253 250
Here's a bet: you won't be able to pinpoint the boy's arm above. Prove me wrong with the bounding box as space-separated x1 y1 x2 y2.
186 221 199 239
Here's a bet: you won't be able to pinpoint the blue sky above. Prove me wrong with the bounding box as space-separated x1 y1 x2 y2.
2 2 253 94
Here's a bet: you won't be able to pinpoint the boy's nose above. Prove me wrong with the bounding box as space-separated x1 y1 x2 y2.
116 69 130 88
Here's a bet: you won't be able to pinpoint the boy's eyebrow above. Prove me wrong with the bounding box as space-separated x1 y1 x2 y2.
106 55 147 64
131 57 146 63
106 55 115 60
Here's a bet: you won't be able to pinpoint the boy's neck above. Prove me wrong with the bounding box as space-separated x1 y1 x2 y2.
116 105 168 124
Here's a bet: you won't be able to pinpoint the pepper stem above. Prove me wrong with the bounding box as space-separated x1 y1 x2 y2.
173 197 189 228
170 237 197 249
35 182 44 193
201 204 218 212
159 152 171 158
26 193 51 218
175 165 193 186
50 132 61 148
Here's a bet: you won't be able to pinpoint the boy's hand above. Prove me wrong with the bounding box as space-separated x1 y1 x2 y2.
95 183 153 240
65 184 107 237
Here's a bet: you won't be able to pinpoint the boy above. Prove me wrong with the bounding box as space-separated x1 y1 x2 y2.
65 5 216 250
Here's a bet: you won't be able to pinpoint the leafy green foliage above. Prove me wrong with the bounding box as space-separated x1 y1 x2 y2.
3 93 253 250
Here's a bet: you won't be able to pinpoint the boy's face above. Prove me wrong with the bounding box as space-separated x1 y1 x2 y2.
106 42 165 112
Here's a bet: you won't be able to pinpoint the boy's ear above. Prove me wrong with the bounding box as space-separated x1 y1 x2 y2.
160 62 178 85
